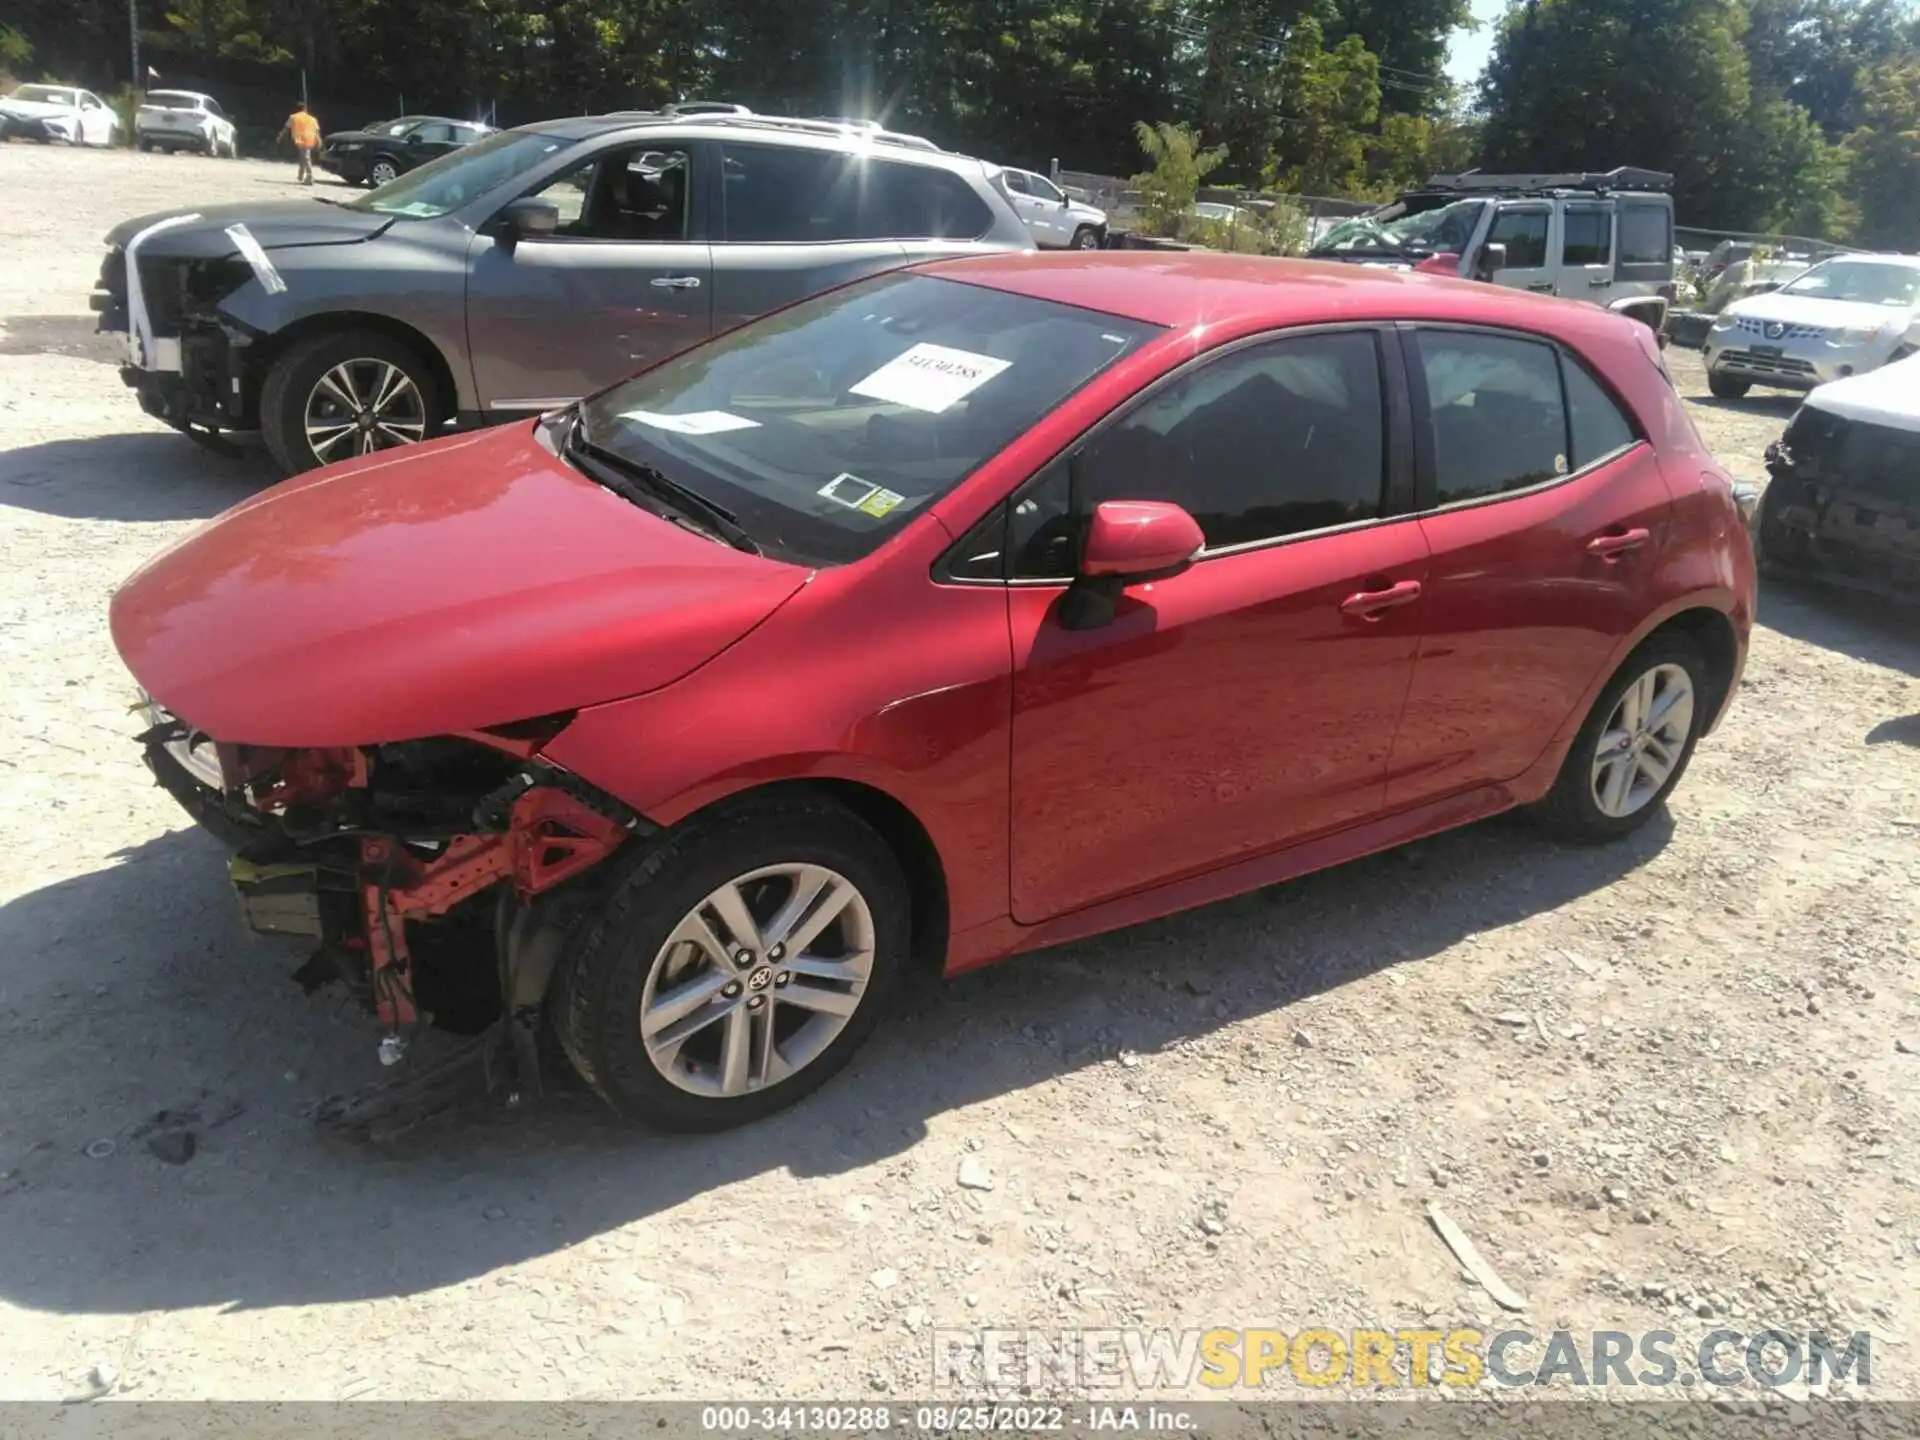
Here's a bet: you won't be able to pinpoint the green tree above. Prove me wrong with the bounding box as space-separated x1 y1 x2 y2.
1744 0 1910 137
161 0 292 65
0 23 31 76
1842 54 1920 246
1477 0 1846 229
1269 19 1381 194
1131 118 1228 232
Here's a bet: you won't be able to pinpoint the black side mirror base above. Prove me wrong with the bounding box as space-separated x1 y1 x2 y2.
1053 556 1195 631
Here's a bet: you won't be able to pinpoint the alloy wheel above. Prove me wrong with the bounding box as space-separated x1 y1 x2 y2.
303 359 427 460
371 159 398 185
1589 662 1695 818
639 864 875 1098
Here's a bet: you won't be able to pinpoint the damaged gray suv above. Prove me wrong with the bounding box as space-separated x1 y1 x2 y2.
93 113 1033 474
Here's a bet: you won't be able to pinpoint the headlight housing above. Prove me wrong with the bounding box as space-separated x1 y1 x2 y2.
1828 325 1880 346
1710 312 1738 332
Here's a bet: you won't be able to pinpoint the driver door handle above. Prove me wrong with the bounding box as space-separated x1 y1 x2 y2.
649 275 701 289
1589 275 1613 287
1340 579 1423 620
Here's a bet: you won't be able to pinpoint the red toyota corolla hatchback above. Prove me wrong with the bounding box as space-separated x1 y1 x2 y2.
112 253 1755 1131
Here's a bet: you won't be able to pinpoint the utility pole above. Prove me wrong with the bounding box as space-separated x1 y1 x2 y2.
129 0 140 93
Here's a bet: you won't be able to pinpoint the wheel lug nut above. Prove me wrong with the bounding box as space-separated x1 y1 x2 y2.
775 972 791 987
747 995 766 1011
722 981 742 998
768 944 785 961
734 949 754 967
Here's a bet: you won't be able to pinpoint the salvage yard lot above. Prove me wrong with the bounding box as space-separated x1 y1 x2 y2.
1 142 1917 1401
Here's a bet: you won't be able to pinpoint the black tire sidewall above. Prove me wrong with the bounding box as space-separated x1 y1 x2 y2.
1707 369 1750 400
260 329 442 475
556 800 910 1132
1546 633 1708 840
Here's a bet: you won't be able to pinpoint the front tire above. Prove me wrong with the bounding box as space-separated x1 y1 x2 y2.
551 795 910 1132
1070 226 1102 250
1531 632 1708 841
1707 369 1750 400
369 157 400 186
258 328 442 475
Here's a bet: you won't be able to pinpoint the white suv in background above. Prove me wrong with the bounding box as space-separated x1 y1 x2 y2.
992 165 1107 249
135 91 239 157
1704 254 1920 399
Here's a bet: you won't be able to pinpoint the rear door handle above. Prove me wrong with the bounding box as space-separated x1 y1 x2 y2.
1587 526 1650 558
1339 579 1423 620
649 275 701 290
1589 275 1613 287
1526 282 1555 292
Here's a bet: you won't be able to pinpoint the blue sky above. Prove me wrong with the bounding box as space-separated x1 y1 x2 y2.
1443 0 1508 90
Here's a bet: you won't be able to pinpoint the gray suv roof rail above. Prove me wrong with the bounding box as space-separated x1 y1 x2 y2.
588 109 944 154
704 114 943 152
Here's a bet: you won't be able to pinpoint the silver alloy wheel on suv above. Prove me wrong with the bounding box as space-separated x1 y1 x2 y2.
304 359 428 460
370 158 399 186
1072 227 1101 250
1590 662 1695 818
639 863 874 1097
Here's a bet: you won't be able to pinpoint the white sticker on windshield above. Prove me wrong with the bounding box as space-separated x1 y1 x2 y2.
816 474 907 519
618 409 761 435
849 343 1012 414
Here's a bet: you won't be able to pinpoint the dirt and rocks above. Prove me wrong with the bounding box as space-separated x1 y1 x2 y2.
0 143 1916 1405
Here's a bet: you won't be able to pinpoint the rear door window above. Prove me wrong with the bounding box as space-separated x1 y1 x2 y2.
1411 331 1642 506
719 144 865 242
1413 331 1568 503
1561 207 1613 267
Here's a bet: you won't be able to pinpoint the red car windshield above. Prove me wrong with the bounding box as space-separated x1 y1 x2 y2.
577 273 1161 566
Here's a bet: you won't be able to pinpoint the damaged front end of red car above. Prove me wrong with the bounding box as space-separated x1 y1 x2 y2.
136 701 649 1126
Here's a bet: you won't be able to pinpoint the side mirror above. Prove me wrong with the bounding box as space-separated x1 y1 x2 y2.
1474 242 1508 282
498 196 560 242
1057 500 1204 631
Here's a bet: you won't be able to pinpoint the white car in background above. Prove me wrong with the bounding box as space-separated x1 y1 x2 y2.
134 90 239 157
992 165 1108 249
1704 253 1920 399
1193 200 1258 228
0 83 119 146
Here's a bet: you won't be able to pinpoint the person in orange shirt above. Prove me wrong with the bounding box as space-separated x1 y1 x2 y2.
278 102 321 185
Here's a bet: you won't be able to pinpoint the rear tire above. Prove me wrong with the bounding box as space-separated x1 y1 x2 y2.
259 328 443 476
1529 632 1708 841
1707 369 1750 400
550 795 910 1132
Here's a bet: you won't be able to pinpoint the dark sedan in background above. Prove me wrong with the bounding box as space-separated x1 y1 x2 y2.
317 115 492 186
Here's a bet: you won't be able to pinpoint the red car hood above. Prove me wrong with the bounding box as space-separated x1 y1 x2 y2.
110 425 811 747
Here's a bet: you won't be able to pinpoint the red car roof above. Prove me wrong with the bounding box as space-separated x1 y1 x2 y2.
920 250 1605 336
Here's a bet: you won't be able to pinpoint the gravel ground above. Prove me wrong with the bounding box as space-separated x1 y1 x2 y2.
1 143 1917 1405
